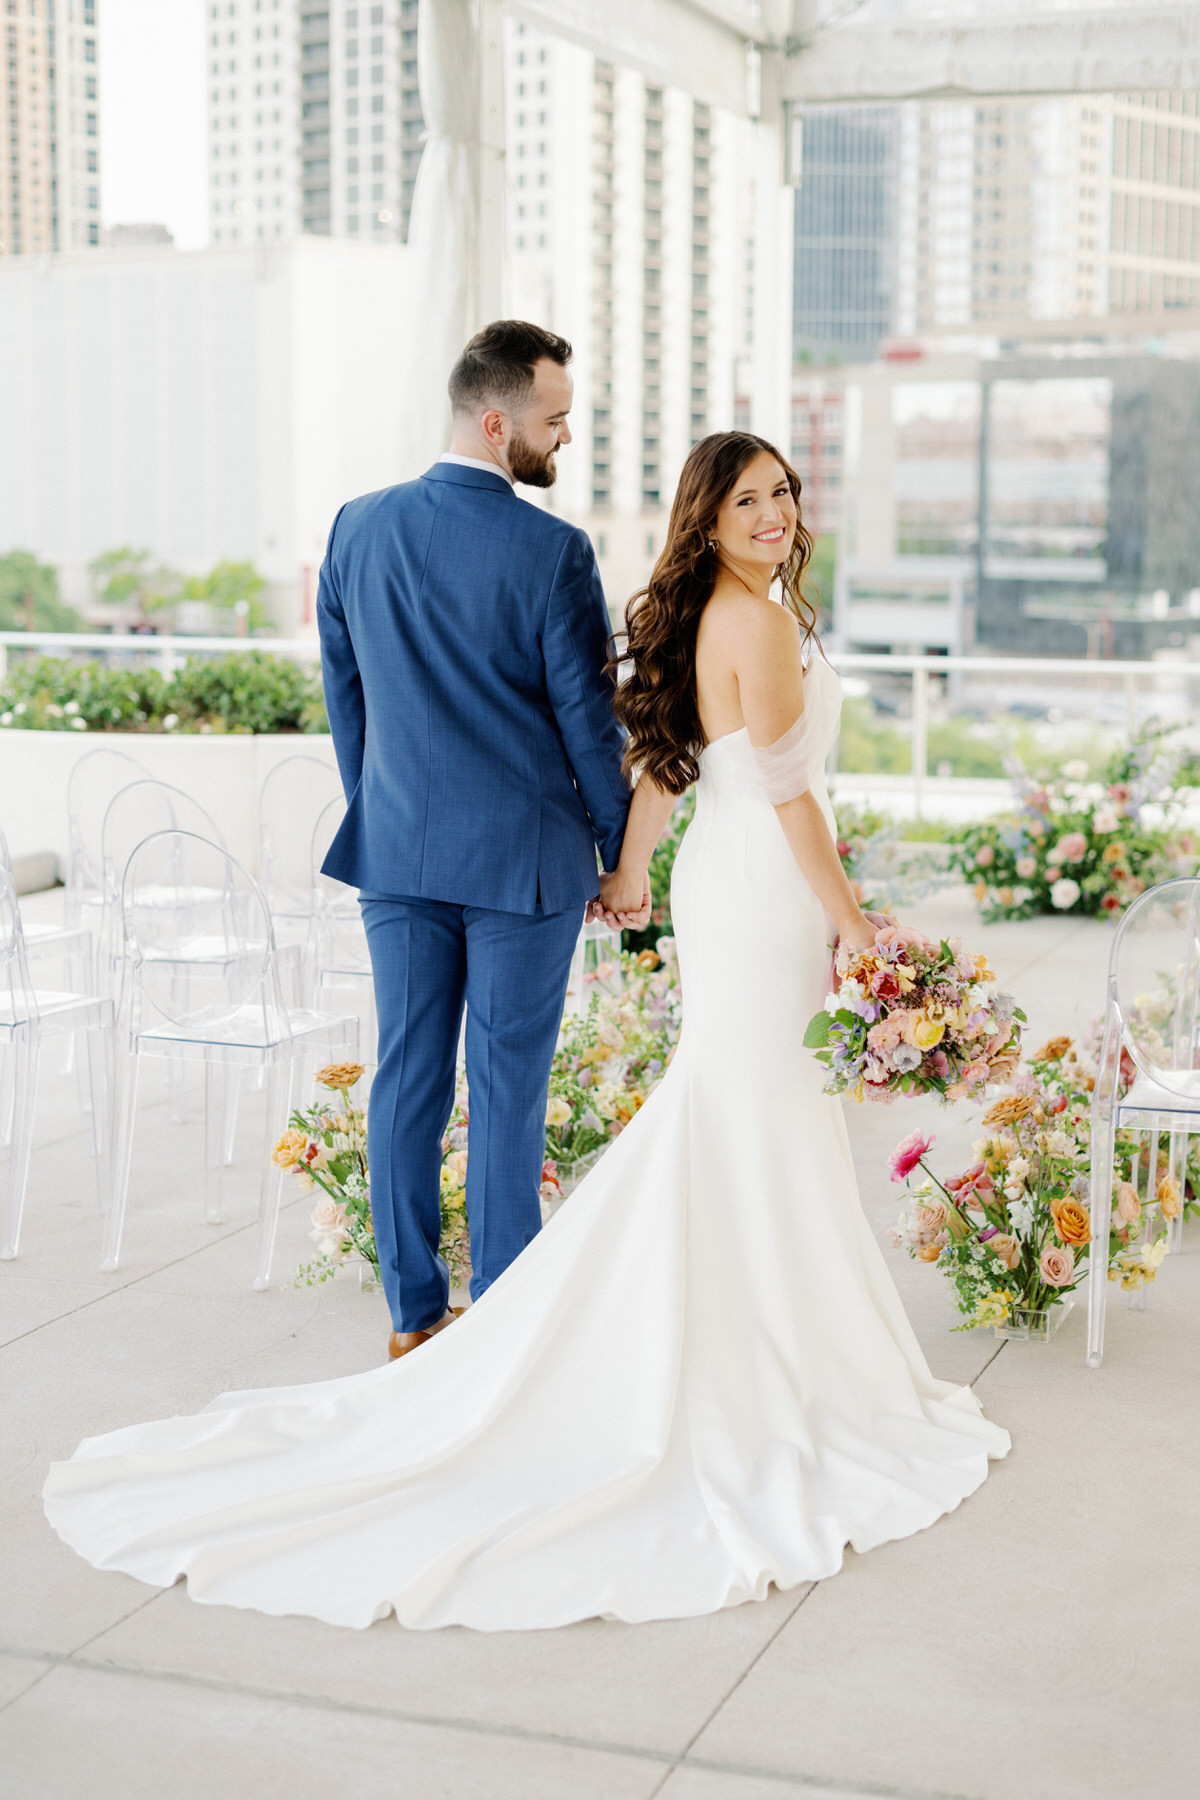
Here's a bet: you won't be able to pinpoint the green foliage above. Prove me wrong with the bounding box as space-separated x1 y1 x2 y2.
801 533 836 631
168 652 320 734
835 695 912 774
88 546 177 618
0 551 84 633
180 560 269 631
0 651 328 736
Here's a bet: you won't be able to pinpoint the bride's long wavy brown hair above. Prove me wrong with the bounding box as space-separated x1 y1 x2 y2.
607 432 815 795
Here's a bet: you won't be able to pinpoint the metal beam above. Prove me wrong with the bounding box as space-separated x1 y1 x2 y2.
509 0 791 116
782 5 1200 102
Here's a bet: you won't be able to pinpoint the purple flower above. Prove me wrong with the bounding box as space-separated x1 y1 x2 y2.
978 1225 999 1242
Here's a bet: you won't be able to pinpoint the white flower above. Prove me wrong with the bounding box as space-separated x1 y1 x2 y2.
1012 886 1033 906
1007 1197 1034 1236
161 713 179 731
63 700 79 714
0 713 11 727
1063 759 1089 781
14 701 27 714
1044 1129 1075 1159
1050 877 1081 910
1007 1154 1030 1181
823 992 841 1013
70 717 87 730
46 702 62 716
1093 808 1119 833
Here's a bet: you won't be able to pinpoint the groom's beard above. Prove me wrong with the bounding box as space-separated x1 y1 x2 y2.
508 428 558 488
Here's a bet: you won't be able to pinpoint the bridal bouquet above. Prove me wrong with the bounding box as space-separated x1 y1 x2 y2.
803 923 1024 1103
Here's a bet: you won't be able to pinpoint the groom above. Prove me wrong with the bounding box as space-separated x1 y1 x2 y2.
318 320 641 1359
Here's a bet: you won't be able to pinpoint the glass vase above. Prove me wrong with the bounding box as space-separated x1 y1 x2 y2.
994 1297 1073 1342
357 1257 382 1293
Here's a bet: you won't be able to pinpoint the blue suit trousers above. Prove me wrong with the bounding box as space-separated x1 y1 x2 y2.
359 893 584 1333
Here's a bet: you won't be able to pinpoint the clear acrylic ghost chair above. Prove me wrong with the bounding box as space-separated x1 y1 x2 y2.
258 755 345 999
308 797 375 1060
103 830 358 1288
64 745 149 937
0 838 114 1259
1087 878 1200 1367
97 779 229 997
564 919 624 1019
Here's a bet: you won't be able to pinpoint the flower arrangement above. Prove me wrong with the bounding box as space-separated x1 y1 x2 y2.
278 949 684 1289
833 801 954 916
949 727 1195 922
804 923 1024 1103
275 1062 470 1288
889 1035 1172 1334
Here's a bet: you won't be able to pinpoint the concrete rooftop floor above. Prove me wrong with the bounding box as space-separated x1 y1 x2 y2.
2 883 1197 1800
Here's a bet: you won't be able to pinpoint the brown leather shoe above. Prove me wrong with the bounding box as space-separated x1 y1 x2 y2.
387 1307 463 1361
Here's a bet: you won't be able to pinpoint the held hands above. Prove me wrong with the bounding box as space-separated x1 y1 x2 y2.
587 869 653 933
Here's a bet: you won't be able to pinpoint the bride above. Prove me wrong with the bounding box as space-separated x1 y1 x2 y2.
44 432 1010 1632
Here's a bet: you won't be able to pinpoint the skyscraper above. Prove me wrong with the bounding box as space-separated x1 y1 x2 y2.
1 0 100 258
207 0 421 248
792 90 1200 358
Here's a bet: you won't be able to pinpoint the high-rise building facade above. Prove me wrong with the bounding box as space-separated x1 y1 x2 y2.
2 0 100 259
503 21 756 597
792 90 1200 361
207 0 421 247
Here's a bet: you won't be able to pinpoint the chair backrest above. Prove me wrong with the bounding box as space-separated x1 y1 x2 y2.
258 754 344 913
120 829 287 1037
309 797 368 971
101 779 227 898
0 827 36 1026
65 746 148 907
1108 876 1200 1098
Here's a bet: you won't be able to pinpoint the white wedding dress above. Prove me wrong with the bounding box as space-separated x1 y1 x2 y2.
44 655 1010 1631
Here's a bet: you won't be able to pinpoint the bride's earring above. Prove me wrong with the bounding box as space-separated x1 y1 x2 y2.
707 538 717 553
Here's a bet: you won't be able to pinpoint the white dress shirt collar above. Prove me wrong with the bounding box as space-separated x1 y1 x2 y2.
437 452 514 486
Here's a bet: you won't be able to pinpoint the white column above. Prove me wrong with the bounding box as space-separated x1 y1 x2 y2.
748 51 794 454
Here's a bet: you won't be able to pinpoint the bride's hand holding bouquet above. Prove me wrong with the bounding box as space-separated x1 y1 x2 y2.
806 917 1024 1104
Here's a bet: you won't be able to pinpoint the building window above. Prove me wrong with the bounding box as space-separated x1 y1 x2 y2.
85 113 97 136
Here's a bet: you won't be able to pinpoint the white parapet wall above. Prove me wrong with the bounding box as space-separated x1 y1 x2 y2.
0 731 340 877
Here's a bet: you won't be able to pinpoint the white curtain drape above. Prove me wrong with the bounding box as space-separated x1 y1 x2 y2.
399 0 494 474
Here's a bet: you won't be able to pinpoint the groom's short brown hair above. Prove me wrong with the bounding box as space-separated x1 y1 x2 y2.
448 320 573 416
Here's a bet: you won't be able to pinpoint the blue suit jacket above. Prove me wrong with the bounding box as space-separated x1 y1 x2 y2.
317 461 630 915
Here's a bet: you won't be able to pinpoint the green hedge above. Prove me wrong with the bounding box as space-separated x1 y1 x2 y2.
0 652 328 735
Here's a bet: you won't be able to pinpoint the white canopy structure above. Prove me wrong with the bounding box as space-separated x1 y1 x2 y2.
401 0 1195 467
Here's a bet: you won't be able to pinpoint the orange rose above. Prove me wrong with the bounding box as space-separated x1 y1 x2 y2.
1051 1197 1091 1246
983 1094 1034 1128
1033 1036 1072 1062
1157 1174 1183 1221
916 1240 944 1263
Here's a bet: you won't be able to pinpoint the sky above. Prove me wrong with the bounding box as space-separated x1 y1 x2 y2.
99 0 208 248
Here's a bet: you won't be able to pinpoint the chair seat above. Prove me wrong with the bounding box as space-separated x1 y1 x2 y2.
23 921 91 949
134 1002 354 1056
1119 1069 1200 1120
0 989 113 1033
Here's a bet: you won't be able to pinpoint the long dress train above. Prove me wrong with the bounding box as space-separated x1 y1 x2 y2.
44 656 1010 1631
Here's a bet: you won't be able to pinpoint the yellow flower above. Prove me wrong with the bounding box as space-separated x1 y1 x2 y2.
316 1061 365 1091
545 1094 572 1127
912 1017 945 1050
1034 1036 1073 1062
1051 1196 1091 1246
1157 1174 1182 1221
983 1094 1034 1129
271 1127 308 1170
975 1289 1012 1327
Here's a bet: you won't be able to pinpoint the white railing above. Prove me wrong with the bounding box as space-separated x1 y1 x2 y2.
4 632 1200 820
829 651 1200 818
0 631 320 682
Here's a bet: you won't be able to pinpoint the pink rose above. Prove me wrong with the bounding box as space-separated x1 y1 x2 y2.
1115 1181 1141 1226
990 1232 1022 1270
975 845 995 869
1039 1244 1076 1287
1016 857 1037 879
929 1049 951 1080
913 1200 948 1237
1052 833 1087 864
311 1196 348 1233
889 1129 934 1183
1046 866 1061 883
875 923 928 958
868 1017 904 1054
